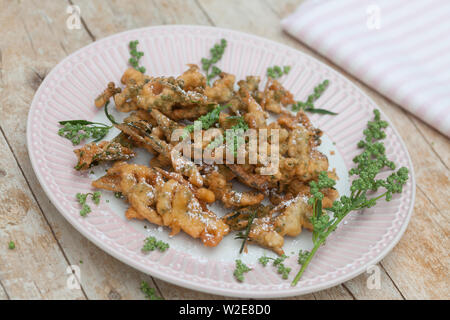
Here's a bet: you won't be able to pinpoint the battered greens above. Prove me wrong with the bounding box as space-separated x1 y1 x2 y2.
57 38 408 287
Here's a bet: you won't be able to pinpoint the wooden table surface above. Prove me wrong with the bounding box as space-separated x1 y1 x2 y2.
0 0 448 300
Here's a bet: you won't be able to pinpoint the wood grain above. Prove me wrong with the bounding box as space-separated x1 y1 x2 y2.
0 129 84 299
0 0 161 300
0 0 448 300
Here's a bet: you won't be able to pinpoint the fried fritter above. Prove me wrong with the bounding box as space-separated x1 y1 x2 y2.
92 162 229 247
73 141 135 170
89 64 340 255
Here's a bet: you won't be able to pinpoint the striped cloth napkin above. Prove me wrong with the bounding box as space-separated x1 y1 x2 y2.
282 0 450 137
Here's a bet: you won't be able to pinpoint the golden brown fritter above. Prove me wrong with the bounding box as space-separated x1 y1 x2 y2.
73 141 135 170
92 162 229 247
89 64 339 255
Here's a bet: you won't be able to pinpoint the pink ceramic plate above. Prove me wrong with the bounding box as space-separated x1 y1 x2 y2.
26 25 415 298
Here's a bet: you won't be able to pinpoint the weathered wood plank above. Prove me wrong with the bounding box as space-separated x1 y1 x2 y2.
0 129 84 299
409 117 450 169
71 0 211 40
0 0 161 300
380 187 449 299
341 264 404 300
0 281 9 300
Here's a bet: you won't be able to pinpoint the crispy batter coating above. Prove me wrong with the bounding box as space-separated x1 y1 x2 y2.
93 162 229 246
89 64 340 255
223 205 284 255
95 82 121 108
73 141 135 170
204 72 235 104
204 170 264 208
260 78 295 114
177 64 206 91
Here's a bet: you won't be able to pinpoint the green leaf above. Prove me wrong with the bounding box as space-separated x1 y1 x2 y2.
292 109 409 286
304 108 337 115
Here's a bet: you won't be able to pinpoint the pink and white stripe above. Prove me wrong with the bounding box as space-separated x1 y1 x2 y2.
282 0 450 137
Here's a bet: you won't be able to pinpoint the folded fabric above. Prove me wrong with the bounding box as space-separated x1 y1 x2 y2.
282 0 450 137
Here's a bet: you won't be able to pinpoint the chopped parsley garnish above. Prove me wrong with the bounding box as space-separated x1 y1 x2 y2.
142 236 169 253
129 40 146 73
291 109 409 286
201 39 227 86
292 79 336 115
233 259 252 282
140 281 163 300
267 65 291 79
258 254 291 280
76 191 101 217
8 241 15 250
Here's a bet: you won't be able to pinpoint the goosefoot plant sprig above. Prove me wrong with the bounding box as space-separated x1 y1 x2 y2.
141 236 170 253
201 39 227 86
233 259 252 282
58 102 116 145
292 109 409 286
292 79 337 115
182 104 229 140
259 254 291 280
76 191 101 217
267 65 291 79
129 40 146 73
58 120 112 145
234 211 256 254
140 281 164 300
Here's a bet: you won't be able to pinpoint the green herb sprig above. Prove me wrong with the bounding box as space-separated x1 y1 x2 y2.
76 192 101 217
291 110 409 286
58 120 112 145
259 254 291 280
8 241 15 250
228 116 249 131
233 259 252 282
267 65 291 79
205 116 249 153
234 211 255 254
104 101 118 125
292 79 336 115
201 39 227 86
129 40 146 73
142 236 169 253
182 104 229 139
227 116 249 157
59 102 116 145
140 281 164 300
297 250 309 265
